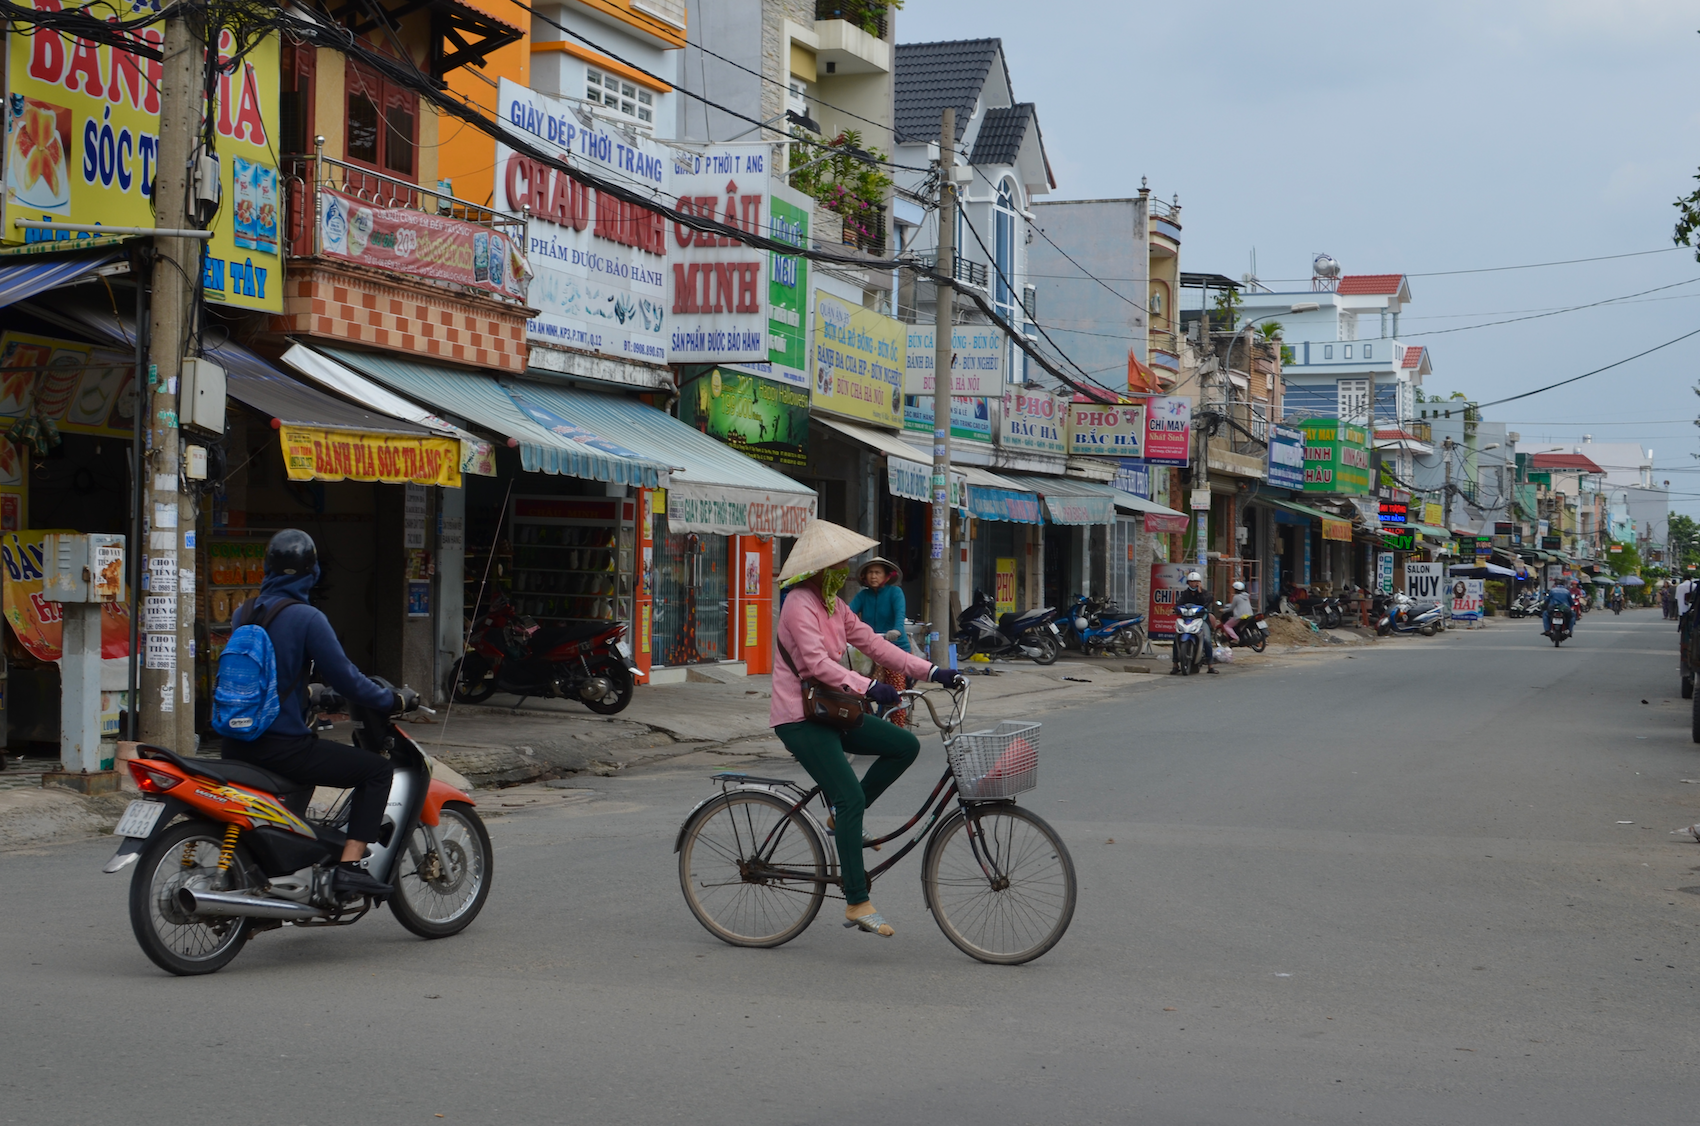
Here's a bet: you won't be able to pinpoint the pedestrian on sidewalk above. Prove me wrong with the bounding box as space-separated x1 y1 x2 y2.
850 556 913 728
773 519 961 938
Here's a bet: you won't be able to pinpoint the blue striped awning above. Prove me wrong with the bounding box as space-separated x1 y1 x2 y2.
318 348 673 488
1000 473 1118 526
958 465 1041 524
0 251 121 308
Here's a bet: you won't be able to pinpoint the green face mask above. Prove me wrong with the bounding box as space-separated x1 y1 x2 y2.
821 566 850 612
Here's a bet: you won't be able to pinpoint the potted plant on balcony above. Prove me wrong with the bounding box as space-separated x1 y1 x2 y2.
789 129 892 254
815 0 902 38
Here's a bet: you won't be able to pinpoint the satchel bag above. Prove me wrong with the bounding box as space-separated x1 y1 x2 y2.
777 639 870 732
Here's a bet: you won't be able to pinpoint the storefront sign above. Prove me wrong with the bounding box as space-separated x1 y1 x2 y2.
665 483 815 537
887 458 966 507
495 80 666 362
1494 521 1515 536
903 325 1005 395
1266 423 1305 490
903 394 990 442
0 332 136 440
766 186 809 384
279 426 462 488
1067 401 1145 457
1382 531 1414 550
1114 458 1150 499
1378 550 1395 592
1404 560 1443 601
966 485 1041 524
667 142 770 363
1299 419 1371 495
1541 534 1561 550
0 529 128 660
1147 562 1193 639
1322 518 1353 541
1423 502 1444 526
1144 396 1191 466
995 557 1017 616
1001 390 1064 455
1144 511 1188 534
319 187 528 303
3 13 283 312
1378 500 1408 524
812 295 904 427
679 368 809 466
1451 578 1483 622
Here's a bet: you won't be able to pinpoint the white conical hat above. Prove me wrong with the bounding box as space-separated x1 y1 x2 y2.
778 519 880 582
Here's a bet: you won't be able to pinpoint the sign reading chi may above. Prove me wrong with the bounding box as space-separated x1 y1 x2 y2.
1067 401 1145 456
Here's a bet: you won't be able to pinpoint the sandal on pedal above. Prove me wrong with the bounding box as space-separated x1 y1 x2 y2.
827 812 881 851
843 911 895 937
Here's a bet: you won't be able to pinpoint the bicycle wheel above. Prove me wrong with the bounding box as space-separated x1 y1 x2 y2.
678 791 827 948
923 804 1076 965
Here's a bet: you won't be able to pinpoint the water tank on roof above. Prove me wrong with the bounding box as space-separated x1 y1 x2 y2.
1312 254 1341 279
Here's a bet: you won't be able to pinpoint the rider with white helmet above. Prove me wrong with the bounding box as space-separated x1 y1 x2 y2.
1173 570 1220 674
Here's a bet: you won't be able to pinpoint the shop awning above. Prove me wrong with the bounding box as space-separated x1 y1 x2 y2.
1407 522 1451 538
959 465 1042 524
316 347 673 489
1113 489 1189 533
509 380 816 537
0 251 122 309
1450 563 1518 578
812 416 967 508
280 344 498 476
999 474 1118 526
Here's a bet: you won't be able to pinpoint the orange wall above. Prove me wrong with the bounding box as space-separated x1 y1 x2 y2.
438 0 532 209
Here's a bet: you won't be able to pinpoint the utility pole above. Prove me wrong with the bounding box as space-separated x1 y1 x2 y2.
927 108 956 667
1442 436 1454 536
141 10 203 754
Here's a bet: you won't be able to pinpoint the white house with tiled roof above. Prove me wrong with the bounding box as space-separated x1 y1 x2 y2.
1236 269 1430 433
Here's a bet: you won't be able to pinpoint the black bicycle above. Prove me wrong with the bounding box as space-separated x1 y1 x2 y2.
674 684 1077 965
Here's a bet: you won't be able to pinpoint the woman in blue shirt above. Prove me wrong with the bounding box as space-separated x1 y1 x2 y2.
850 557 913 727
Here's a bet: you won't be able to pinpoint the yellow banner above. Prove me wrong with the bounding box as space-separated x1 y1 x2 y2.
0 331 137 439
812 294 904 427
3 6 283 312
280 426 462 488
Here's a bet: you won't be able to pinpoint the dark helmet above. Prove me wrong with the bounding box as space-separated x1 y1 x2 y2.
264 529 318 577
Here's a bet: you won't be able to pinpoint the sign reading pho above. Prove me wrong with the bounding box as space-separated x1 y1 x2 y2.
667 143 770 363
1067 401 1145 457
903 325 1004 395
1001 390 1065 455
495 80 666 362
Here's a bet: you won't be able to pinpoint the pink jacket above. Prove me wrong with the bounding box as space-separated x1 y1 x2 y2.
771 584 936 727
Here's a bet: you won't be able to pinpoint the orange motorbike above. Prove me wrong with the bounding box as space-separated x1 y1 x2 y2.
105 684 492 976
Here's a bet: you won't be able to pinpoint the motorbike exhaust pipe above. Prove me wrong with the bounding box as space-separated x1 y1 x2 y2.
176 888 324 921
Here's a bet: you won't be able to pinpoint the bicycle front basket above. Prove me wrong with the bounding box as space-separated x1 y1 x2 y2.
948 721 1041 801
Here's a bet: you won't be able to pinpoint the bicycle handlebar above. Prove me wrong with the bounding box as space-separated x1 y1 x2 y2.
898 681 970 735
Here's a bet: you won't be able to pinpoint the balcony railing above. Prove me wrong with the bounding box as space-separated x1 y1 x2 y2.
837 202 886 256
284 150 525 260
815 0 887 38
913 251 988 290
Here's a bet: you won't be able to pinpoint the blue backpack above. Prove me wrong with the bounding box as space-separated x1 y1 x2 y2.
211 598 303 741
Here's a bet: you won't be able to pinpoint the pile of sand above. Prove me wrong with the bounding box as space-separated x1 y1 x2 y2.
1263 613 1327 647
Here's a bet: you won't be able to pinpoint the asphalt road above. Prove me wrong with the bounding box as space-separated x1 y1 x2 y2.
7 610 1700 1125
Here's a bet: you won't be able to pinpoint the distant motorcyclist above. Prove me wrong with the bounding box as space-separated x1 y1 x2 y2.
1173 571 1219 675
1220 580 1253 643
1542 584 1575 638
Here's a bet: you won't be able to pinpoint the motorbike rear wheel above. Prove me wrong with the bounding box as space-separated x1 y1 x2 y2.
1681 674 1693 701
390 802 493 938
1692 689 1700 744
1028 635 1060 666
1245 628 1267 654
582 664 635 715
129 819 255 976
448 656 497 705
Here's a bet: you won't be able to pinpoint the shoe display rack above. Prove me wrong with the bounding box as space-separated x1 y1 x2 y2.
507 495 635 625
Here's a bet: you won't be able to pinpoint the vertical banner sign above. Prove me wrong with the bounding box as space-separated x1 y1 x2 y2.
667 143 770 362
1144 396 1191 466
811 295 905 427
3 10 282 311
1148 562 1193 639
1066 401 1146 456
903 326 1005 395
1378 551 1395 592
495 80 666 361
765 183 809 387
995 558 1017 617
1266 423 1306 490
1450 577 1483 622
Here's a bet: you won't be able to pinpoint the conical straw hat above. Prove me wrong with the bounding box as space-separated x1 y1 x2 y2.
778 519 880 582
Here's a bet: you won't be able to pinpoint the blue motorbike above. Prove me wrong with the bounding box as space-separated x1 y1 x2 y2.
1059 594 1148 657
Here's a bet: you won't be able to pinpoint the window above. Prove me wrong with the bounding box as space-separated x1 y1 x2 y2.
994 177 1018 316
1323 344 1333 360
587 68 653 125
345 62 418 181
787 79 808 120
1362 343 1372 359
280 39 314 156
1344 344 1353 359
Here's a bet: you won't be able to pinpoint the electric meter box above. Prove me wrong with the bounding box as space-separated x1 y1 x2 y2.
43 533 125 603
179 357 227 435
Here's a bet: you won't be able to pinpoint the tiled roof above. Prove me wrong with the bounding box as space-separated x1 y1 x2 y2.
1531 453 1606 474
1337 274 1406 295
1400 345 1425 369
894 38 1004 144
969 103 1035 167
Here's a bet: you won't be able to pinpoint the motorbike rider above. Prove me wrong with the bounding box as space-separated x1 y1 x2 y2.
1542 583 1575 638
1610 583 1625 612
1220 580 1253 643
1172 570 1219 675
220 530 411 898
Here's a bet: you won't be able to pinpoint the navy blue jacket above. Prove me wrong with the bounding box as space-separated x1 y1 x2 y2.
241 566 396 739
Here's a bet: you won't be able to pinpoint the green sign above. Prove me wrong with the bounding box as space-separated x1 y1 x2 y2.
1299 418 1371 495
767 192 809 380
1382 531 1415 550
679 368 810 467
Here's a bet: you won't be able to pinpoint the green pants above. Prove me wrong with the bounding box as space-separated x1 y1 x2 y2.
775 717 920 905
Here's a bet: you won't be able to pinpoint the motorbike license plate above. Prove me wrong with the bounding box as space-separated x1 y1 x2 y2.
1256 621 1269 631
1048 622 1061 635
113 799 166 839
612 641 630 661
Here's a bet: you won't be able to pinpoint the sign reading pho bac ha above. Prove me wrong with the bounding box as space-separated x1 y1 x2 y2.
4 8 283 312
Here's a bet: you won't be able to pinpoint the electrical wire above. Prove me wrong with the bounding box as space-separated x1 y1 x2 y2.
1400 277 1700 338
1466 326 1700 412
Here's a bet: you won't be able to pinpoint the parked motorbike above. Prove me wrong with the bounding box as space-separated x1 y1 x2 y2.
1218 605 1269 653
450 595 640 713
1171 603 1212 674
1059 593 1147 656
1508 591 1540 618
1285 586 1343 629
1377 592 1444 637
955 589 1061 665
105 684 493 976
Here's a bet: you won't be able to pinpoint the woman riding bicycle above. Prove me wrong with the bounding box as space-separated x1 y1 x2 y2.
774 520 963 937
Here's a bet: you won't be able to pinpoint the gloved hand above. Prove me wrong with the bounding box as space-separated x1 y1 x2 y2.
393 687 420 715
929 666 966 690
883 629 902 642
865 681 902 710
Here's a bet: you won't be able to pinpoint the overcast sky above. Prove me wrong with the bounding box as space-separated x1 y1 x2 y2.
901 0 1700 513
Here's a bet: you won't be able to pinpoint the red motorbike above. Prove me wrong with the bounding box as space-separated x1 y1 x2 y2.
449 596 640 713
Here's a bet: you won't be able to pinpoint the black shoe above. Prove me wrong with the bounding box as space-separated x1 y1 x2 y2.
1206 666 1219 675
333 860 393 898
1169 668 1180 675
